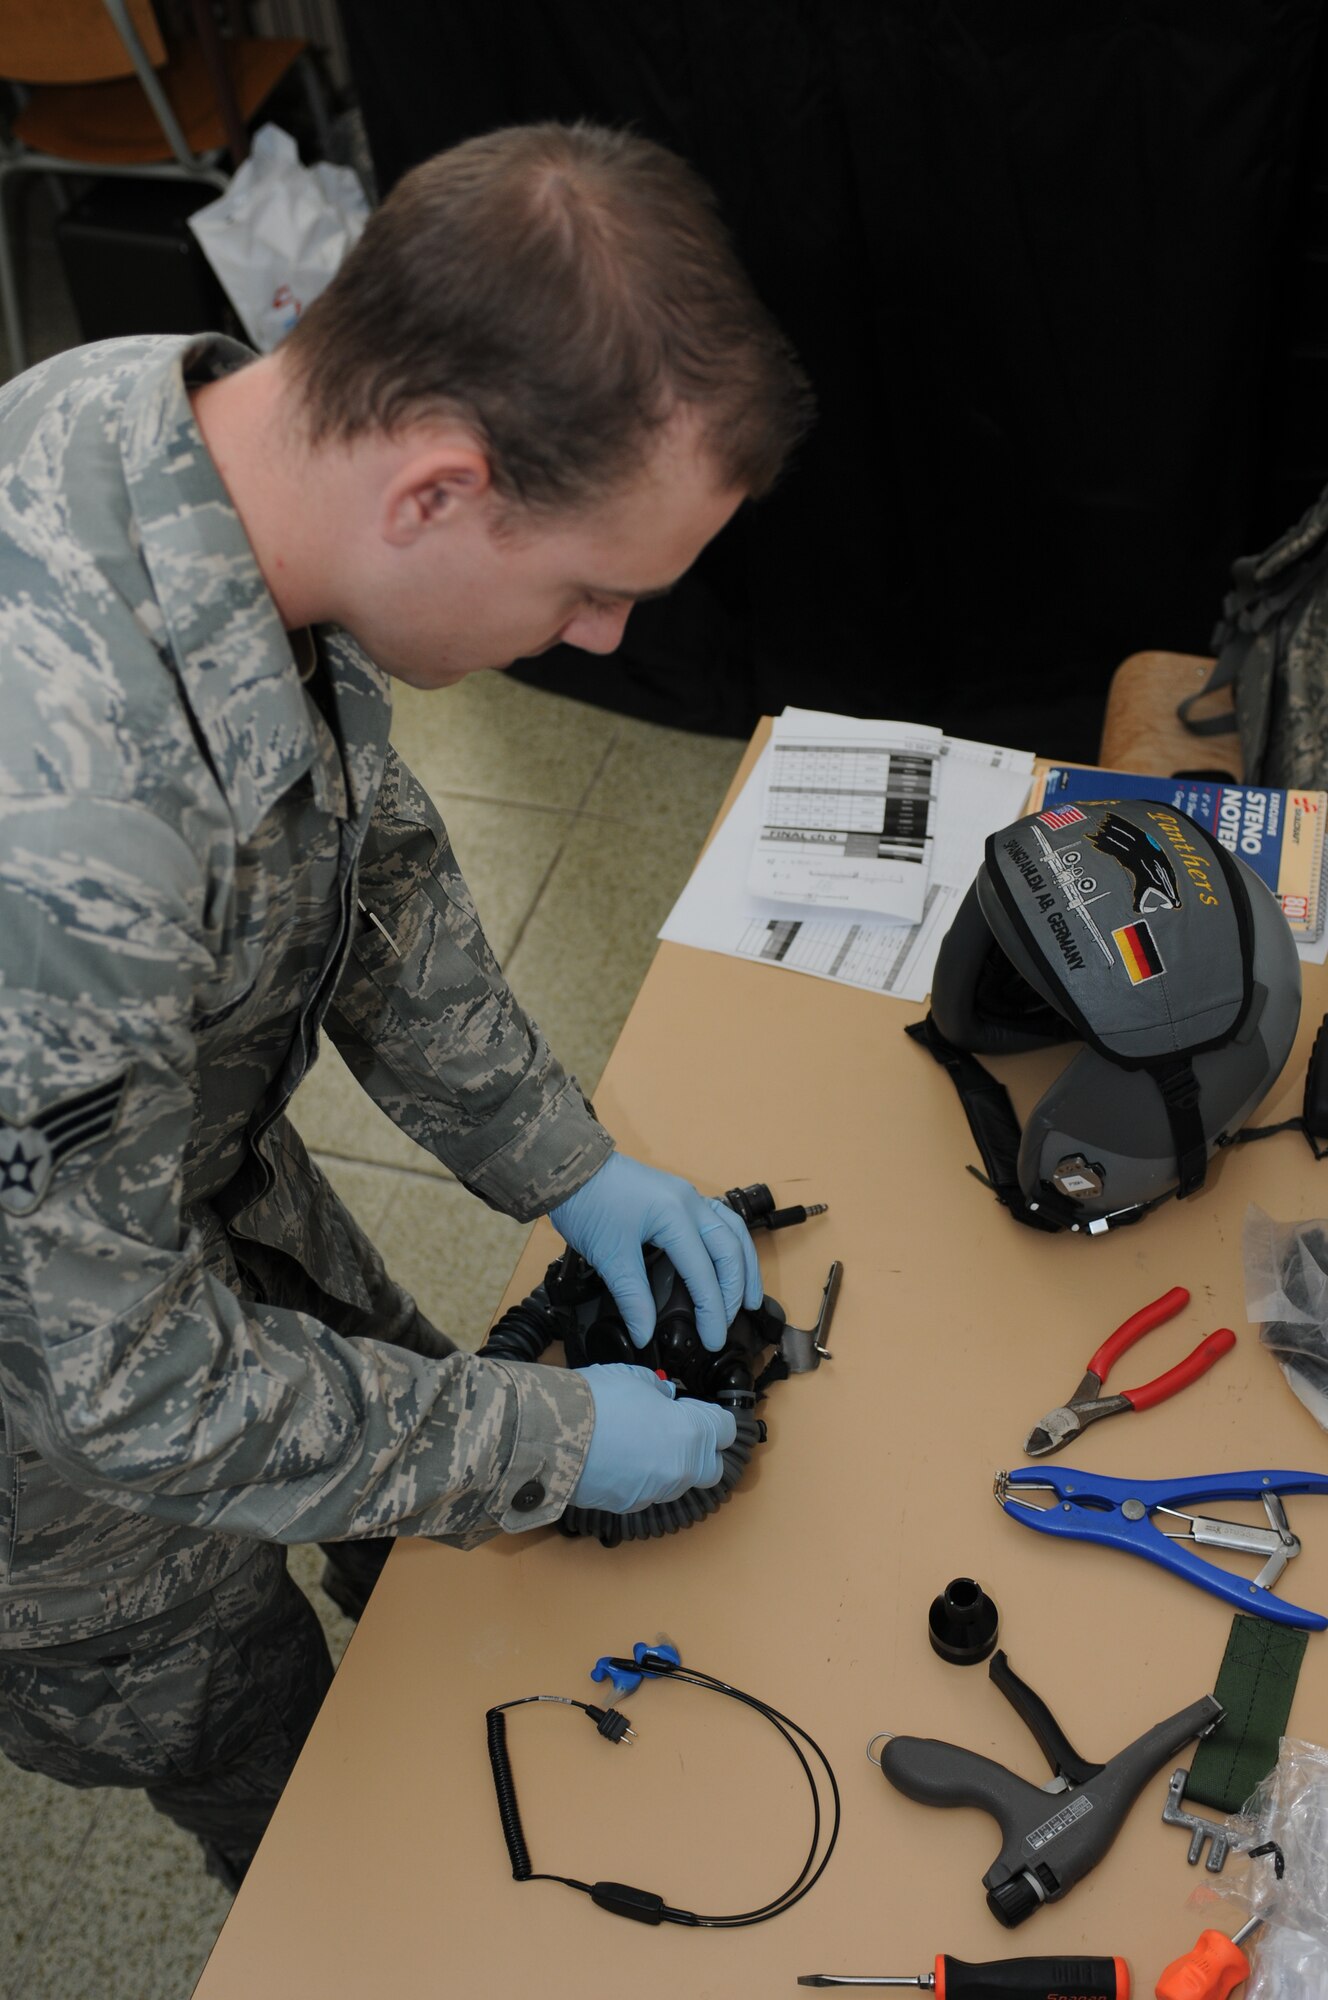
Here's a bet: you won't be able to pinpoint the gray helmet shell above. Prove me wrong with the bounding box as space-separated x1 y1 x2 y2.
929 798 1302 1226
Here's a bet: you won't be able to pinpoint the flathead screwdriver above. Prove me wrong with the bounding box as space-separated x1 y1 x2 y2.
798 1956 1130 1997
1154 1917 1262 2000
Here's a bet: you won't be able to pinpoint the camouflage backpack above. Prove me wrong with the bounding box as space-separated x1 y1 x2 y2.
1180 490 1328 788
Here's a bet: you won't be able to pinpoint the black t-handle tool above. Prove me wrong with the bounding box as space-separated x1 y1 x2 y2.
877 1650 1223 1927
799 1956 1129 1995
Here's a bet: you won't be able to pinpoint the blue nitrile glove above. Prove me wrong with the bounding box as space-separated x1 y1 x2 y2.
570 1366 738 1513
549 1153 763 1352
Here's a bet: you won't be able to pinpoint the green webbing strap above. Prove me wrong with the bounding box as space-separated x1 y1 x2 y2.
1184 1614 1308 1815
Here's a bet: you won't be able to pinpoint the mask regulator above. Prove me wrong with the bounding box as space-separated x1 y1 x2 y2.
479 1182 839 1546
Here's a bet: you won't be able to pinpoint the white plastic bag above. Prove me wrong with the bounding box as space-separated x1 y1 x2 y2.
1210 1736 1328 1997
188 124 369 352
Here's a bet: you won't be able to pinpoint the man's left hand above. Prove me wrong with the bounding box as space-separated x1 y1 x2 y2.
549 1153 762 1352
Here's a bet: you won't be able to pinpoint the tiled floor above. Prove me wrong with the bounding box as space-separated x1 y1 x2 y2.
0 187 748 2000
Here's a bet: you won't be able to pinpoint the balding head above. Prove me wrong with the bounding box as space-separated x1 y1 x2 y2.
284 122 813 516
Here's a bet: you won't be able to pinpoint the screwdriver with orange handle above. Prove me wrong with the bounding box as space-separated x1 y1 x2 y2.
1154 1917 1262 2000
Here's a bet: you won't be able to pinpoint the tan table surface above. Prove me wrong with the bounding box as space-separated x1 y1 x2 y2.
195 729 1328 1998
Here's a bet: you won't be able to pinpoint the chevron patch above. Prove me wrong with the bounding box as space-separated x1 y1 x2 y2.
0 1071 130 1217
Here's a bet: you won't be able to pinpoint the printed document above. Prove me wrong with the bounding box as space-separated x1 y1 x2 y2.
661 726 1036 1004
749 708 942 924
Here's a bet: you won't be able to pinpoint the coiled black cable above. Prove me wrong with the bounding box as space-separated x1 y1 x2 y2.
485 1709 532 1880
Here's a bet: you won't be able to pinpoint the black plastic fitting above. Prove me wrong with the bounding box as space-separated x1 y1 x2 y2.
986 1872 1043 1927
928 1576 1000 1666
723 1183 777 1228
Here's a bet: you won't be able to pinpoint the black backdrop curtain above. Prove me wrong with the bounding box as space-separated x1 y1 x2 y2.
338 1 1326 759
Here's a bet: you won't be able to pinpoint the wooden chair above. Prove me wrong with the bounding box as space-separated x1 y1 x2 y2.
1096 649 1243 780
0 0 328 375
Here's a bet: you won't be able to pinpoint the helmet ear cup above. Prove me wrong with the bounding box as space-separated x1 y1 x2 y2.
1017 978 1303 1225
1019 1046 1173 1217
931 881 1075 1057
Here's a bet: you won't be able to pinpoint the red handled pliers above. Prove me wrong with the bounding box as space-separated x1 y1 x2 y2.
1023 1286 1236 1458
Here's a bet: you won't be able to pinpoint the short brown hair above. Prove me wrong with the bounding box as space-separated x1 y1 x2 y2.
284 121 813 510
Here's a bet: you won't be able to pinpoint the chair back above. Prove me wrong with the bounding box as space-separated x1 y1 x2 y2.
0 0 167 85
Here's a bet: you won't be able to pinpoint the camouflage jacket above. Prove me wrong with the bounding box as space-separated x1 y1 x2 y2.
0 336 610 1645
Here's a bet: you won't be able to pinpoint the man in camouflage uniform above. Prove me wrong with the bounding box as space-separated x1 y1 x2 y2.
0 124 810 1886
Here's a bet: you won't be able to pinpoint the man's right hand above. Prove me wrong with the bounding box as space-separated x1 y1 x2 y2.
569 1365 737 1514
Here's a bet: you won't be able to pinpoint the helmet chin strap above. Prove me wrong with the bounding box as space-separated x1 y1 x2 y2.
905 1014 1074 1232
1151 1054 1209 1198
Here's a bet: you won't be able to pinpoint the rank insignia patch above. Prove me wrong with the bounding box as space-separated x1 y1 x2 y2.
0 1071 130 1217
1112 920 1166 985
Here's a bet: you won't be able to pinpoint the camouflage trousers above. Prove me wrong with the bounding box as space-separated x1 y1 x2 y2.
0 1543 331 1891
0 1177 445 1888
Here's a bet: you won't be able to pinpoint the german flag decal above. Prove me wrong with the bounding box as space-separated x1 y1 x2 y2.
1112 920 1165 984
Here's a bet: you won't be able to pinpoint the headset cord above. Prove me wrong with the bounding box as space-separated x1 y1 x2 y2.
484 1658 840 1929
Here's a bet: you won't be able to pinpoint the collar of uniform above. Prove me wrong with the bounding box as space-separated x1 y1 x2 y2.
119 334 337 841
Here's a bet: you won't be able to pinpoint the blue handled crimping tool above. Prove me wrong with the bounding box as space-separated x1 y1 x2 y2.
995 1465 1328 1630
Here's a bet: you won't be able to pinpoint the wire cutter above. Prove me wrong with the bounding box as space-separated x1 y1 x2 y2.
1024 1286 1237 1457
994 1464 1328 1629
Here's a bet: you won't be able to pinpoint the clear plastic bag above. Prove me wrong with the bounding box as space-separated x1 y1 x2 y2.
188 124 369 352
1245 1924 1328 1998
1210 1736 1328 1996
1242 1205 1328 1431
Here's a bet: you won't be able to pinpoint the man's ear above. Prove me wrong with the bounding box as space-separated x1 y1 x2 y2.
380 438 493 548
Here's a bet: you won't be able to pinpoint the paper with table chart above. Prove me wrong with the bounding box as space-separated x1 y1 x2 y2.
660 722 1036 1003
748 708 943 924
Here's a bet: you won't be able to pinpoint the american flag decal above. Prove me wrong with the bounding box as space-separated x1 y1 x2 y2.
0 1070 130 1217
1038 805 1087 831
